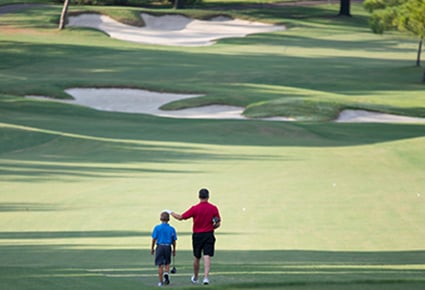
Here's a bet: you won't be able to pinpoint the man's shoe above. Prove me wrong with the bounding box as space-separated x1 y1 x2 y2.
191 275 199 284
203 278 209 285
163 273 170 285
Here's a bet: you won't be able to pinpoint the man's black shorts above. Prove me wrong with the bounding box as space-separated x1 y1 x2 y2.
155 245 171 266
192 232 215 259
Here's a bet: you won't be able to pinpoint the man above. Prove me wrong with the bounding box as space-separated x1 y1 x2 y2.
168 188 221 285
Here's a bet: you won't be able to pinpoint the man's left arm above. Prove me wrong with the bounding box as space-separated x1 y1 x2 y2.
213 208 221 229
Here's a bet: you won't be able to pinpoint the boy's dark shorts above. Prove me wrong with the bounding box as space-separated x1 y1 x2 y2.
155 245 171 266
192 232 216 259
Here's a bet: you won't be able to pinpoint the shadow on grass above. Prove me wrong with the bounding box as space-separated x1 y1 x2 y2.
0 242 424 290
229 33 415 54
0 230 153 239
0 111 424 182
0 159 199 179
0 202 64 212
1 97 424 147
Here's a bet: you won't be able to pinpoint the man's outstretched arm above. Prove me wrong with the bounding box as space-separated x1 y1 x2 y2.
164 209 183 221
170 211 183 220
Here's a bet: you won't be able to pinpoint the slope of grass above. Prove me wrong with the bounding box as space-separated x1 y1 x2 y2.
1 100 425 289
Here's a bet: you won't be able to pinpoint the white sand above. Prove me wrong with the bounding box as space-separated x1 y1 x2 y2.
335 109 425 123
26 88 248 120
66 13 286 47
26 88 425 123
25 14 425 123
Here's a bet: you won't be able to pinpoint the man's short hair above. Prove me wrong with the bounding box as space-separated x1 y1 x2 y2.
199 188 209 199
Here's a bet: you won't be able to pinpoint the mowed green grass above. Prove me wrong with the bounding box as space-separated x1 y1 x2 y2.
1 99 425 289
1 1 425 289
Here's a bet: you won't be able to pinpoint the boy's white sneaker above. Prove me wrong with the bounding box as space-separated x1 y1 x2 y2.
191 275 199 284
203 278 209 285
157 282 163 287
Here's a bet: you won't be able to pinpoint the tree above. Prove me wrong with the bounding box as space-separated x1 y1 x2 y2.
339 0 351 16
364 0 425 67
58 0 71 30
174 0 184 9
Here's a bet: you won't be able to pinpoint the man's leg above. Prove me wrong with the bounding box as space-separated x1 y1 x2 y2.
193 257 200 280
192 233 201 282
202 233 215 284
203 255 211 279
203 255 211 284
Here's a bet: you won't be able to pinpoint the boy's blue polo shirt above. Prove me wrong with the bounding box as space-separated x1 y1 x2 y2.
152 223 177 245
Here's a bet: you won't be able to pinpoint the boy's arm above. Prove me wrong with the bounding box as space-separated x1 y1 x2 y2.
151 238 156 255
172 240 176 256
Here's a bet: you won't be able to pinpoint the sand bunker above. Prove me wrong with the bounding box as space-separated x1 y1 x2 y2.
66 13 286 46
26 88 249 120
26 88 425 123
335 109 425 123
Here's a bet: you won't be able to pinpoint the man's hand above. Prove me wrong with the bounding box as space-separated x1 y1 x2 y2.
212 216 221 229
170 212 183 220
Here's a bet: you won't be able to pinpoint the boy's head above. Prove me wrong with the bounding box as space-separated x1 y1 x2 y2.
160 211 170 222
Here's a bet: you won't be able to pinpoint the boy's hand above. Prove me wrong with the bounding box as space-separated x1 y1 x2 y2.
151 249 155 255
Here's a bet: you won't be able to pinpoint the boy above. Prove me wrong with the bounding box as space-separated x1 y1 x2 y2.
151 211 177 287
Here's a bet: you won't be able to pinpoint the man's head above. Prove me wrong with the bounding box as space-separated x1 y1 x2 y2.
160 211 170 222
198 188 209 199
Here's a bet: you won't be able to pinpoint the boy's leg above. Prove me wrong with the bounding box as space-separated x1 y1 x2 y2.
158 265 164 283
164 247 171 274
162 246 171 284
155 247 163 284
163 264 170 285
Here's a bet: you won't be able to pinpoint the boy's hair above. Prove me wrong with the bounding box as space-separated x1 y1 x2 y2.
160 211 170 222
